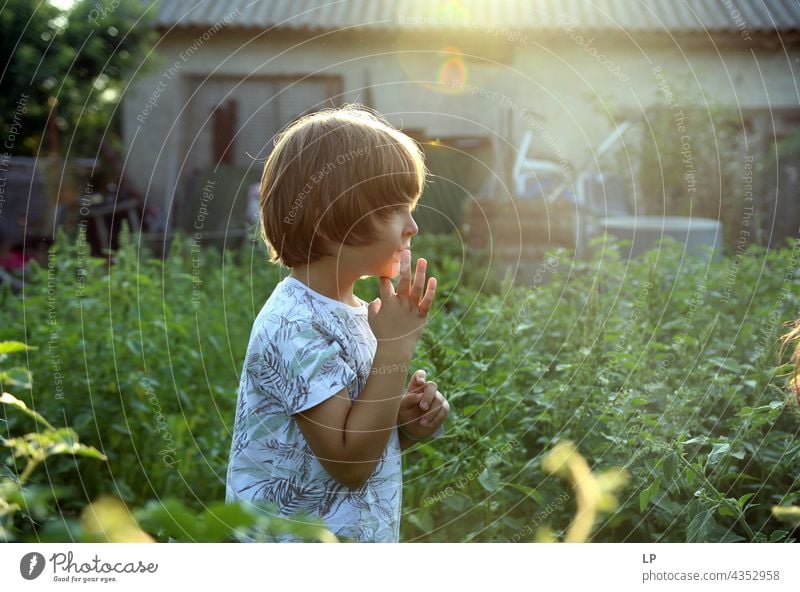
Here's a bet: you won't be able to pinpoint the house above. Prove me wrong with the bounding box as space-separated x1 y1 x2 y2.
122 0 800 250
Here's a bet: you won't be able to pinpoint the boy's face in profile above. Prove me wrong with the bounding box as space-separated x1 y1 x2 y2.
352 205 418 279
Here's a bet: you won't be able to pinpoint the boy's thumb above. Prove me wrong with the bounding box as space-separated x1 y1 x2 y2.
403 369 426 397
368 297 381 317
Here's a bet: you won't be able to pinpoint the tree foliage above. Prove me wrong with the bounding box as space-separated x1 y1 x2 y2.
0 0 156 157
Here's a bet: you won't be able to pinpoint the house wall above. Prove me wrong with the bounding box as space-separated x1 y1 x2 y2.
506 33 800 162
122 27 800 236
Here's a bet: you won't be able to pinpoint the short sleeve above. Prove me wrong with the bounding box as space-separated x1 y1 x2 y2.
279 323 357 416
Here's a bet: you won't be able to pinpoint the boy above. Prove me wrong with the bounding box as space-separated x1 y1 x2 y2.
225 105 450 543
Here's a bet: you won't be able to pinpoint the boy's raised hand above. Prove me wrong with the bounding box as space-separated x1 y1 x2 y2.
368 249 437 356
395 249 435 313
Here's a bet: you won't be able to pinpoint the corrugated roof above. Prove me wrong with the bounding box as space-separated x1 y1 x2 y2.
153 0 800 34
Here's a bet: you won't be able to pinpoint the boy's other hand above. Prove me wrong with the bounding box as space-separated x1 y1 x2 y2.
368 249 436 356
397 369 450 439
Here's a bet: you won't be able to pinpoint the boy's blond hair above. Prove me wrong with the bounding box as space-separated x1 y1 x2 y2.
259 104 427 268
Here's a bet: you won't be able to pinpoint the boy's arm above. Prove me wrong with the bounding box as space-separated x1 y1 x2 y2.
294 342 412 488
342 343 413 479
295 250 435 487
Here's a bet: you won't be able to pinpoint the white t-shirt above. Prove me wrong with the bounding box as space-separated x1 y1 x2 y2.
226 275 441 542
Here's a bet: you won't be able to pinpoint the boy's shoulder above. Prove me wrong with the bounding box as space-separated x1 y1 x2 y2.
250 278 340 346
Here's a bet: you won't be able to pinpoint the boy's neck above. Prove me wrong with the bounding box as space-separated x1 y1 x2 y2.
290 260 360 307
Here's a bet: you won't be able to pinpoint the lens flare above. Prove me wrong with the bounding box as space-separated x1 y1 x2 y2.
394 1 473 95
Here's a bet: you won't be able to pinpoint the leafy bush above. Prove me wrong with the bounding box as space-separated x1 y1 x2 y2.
1 226 798 542
1 341 335 542
402 234 799 542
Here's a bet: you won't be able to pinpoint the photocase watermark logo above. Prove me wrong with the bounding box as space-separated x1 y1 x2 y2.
20 552 46 580
20 551 159 584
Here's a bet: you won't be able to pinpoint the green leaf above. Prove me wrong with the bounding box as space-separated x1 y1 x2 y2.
730 448 746 460
478 467 501 492
407 511 433 533
717 504 736 517
500 482 545 505
737 493 756 507
135 499 203 541
199 502 259 542
461 405 480 416
639 479 661 512
680 435 708 445
0 392 54 429
718 531 746 543
709 357 740 373
707 442 730 466
0 342 37 355
687 508 718 542
0 368 33 390
769 530 789 542
442 492 469 512
3 428 106 463
662 453 679 484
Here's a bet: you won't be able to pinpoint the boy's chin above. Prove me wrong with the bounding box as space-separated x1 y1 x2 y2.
387 259 402 278
356 253 402 279
375 259 401 279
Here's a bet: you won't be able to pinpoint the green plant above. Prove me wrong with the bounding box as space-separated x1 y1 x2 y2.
1 339 336 542
400 233 799 542
1 342 107 541
2 226 798 542
1 0 157 157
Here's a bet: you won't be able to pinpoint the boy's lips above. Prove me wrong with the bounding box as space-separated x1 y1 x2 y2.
393 246 410 262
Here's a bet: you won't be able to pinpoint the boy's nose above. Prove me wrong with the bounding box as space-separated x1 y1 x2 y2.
406 216 418 237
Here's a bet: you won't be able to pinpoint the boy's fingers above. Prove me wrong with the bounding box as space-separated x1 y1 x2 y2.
419 381 437 411
400 391 421 411
422 394 448 426
411 258 427 305
378 276 395 300
418 277 437 316
423 398 449 427
395 249 412 299
368 296 381 316
409 369 426 391
400 372 426 410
